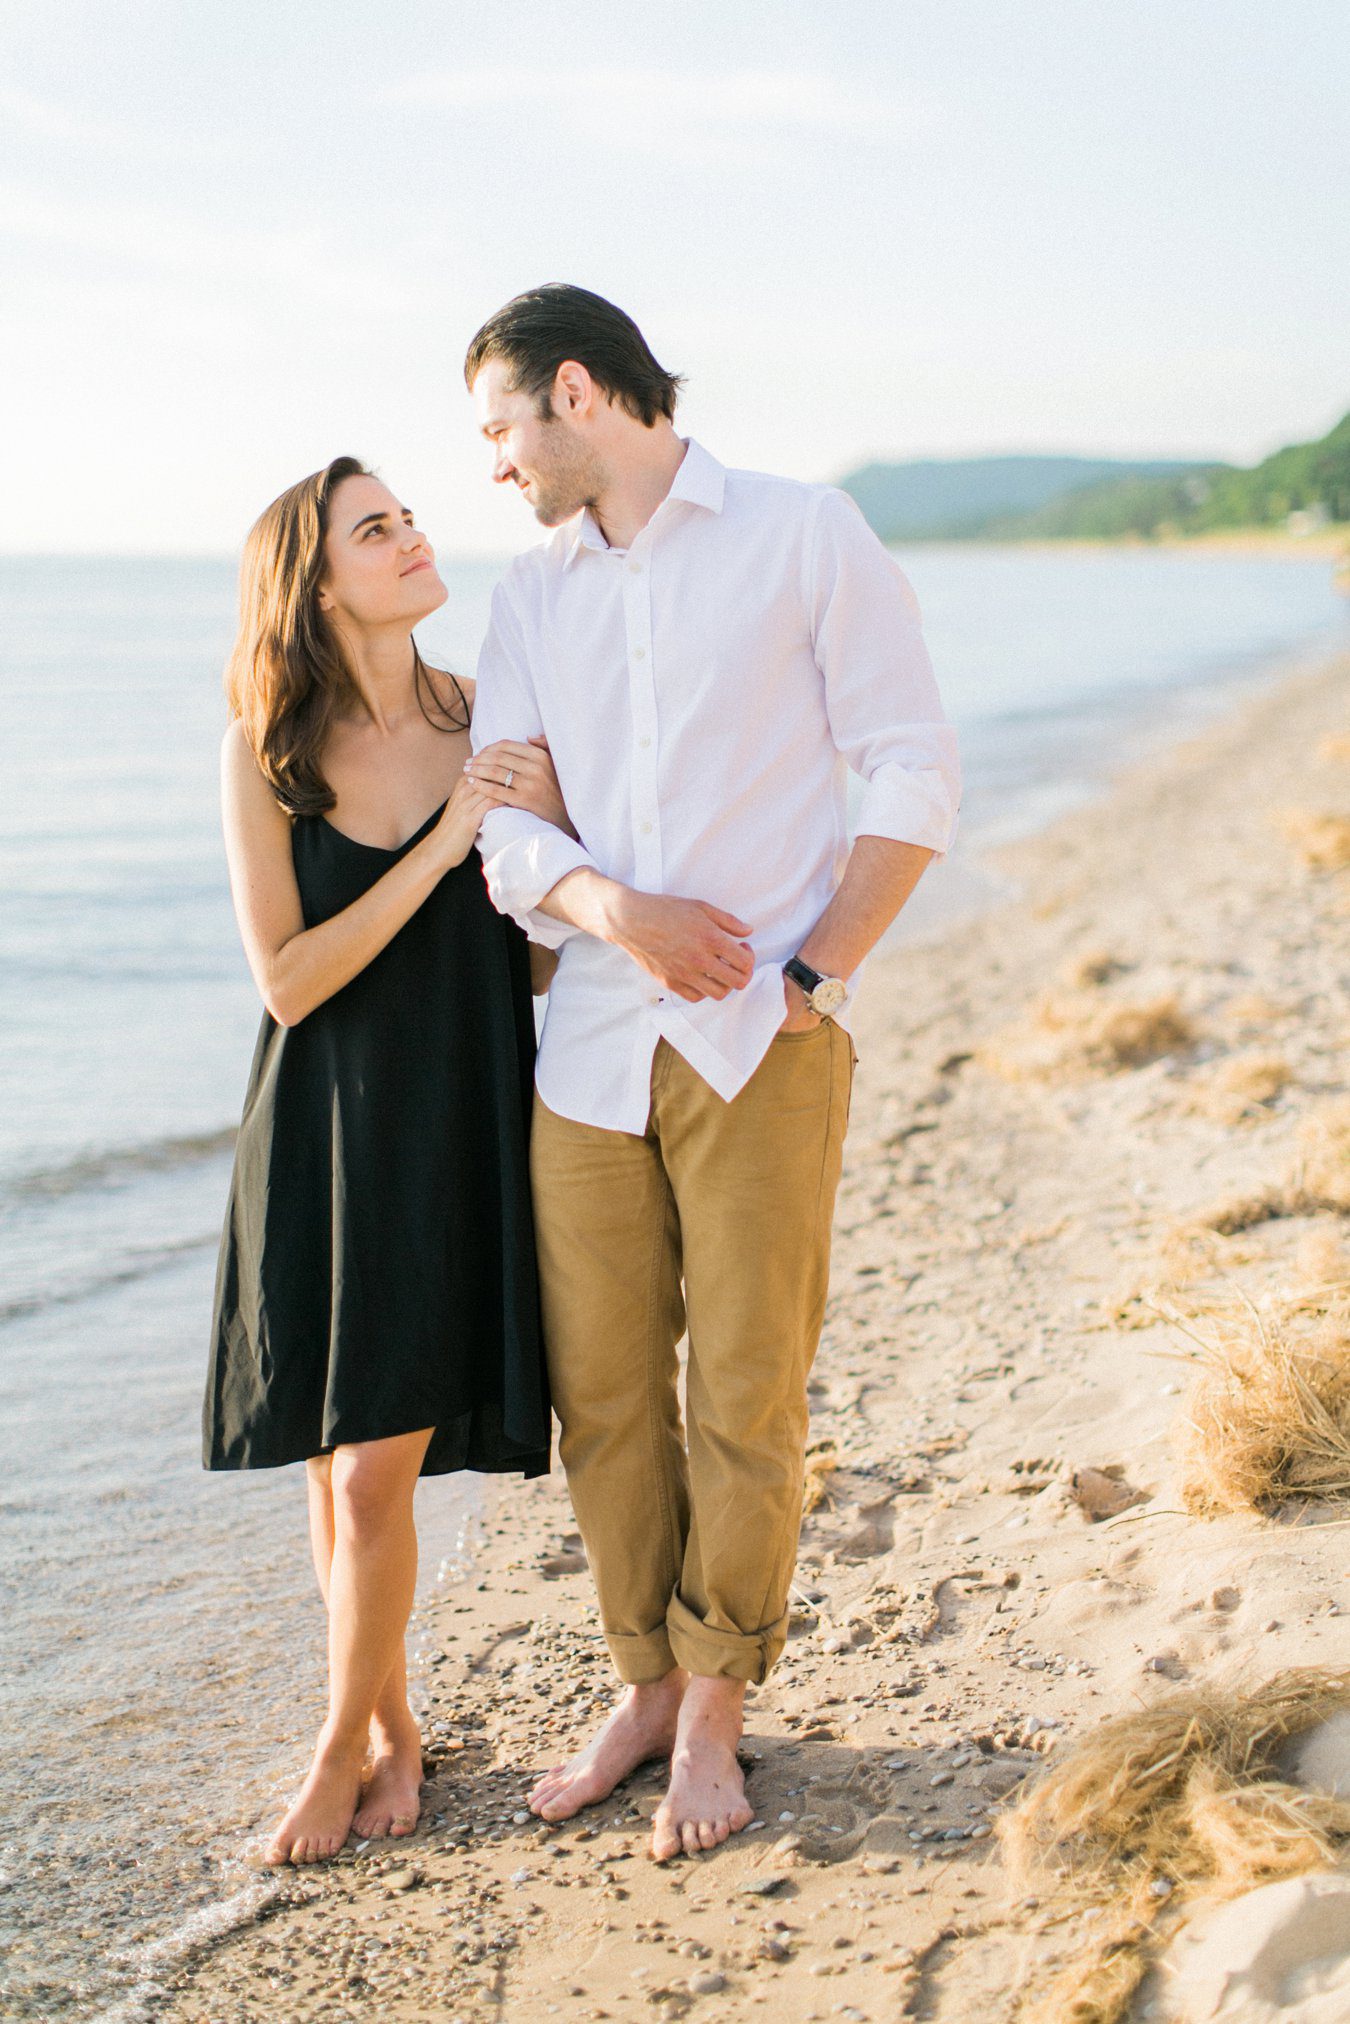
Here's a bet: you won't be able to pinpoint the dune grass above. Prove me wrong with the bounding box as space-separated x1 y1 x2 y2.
1176 1295 1350 1517
1279 810 1350 872
801 1441 840 1515
1183 1051 1290 1125
980 990 1193 1082
999 1670 1350 2023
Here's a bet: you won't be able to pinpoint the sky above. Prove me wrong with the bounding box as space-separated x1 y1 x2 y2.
3 0 1347 556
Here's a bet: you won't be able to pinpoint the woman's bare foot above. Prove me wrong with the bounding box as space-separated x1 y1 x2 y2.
651 1675 754 1862
528 1671 688 1822
353 1714 424 1840
264 1729 365 1866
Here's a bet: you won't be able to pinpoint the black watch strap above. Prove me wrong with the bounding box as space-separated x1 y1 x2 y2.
784 956 823 996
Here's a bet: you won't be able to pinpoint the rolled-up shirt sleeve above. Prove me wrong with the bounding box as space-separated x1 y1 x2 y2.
807 487 961 855
473 579 598 946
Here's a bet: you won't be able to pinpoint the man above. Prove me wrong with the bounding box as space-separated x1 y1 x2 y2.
464 285 959 1863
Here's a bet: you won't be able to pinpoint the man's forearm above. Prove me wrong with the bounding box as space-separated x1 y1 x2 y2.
796 835 933 981
535 866 629 940
536 870 756 1004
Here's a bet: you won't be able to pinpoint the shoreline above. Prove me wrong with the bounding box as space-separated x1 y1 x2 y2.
162 647 1349 2020
886 529 1350 562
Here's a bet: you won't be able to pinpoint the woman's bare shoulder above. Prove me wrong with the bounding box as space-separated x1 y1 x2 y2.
220 719 289 834
221 715 261 780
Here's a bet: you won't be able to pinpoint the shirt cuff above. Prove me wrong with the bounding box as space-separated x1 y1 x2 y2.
854 759 961 857
481 824 600 924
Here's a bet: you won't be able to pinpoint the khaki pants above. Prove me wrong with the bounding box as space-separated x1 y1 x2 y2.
530 1021 854 1685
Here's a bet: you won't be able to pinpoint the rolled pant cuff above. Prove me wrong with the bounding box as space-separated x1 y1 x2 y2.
605 1625 678 1684
666 1592 789 1685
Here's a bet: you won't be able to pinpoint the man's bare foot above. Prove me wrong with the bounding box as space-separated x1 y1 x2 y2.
651 1675 754 1862
528 1670 688 1822
353 1713 424 1840
264 1729 365 1866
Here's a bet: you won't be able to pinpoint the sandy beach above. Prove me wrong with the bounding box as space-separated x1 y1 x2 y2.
163 647 1350 2024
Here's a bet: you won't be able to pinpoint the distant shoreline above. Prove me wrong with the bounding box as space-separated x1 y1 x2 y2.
889 525 1350 561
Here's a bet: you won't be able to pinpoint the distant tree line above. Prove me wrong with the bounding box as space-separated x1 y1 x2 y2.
839 410 1349 543
982 410 1350 540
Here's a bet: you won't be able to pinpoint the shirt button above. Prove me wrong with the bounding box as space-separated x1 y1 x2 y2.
633 647 646 660
629 560 642 574
638 736 652 749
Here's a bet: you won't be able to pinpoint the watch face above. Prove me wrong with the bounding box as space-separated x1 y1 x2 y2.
811 977 847 1015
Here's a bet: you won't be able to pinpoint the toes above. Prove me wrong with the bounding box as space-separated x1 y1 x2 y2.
697 1819 719 1850
680 1821 702 1859
650 1814 680 1863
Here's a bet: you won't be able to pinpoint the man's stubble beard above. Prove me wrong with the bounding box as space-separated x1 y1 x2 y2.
528 423 603 529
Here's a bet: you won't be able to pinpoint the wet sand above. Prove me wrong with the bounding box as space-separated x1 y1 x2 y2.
167 649 1350 2023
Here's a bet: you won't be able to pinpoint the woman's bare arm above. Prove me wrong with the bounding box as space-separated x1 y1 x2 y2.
221 722 490 1027
527 944 559 995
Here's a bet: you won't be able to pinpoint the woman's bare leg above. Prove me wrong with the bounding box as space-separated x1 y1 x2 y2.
301 1451 425 1837
265 1429 432 1865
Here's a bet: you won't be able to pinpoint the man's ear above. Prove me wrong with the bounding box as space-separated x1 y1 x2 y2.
554 359 592 416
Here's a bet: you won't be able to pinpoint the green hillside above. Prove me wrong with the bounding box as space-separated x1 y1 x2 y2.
985 409 1350 540
838 454 1195 541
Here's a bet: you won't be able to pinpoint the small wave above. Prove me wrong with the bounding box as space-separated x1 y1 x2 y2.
0 1127 237 1207
0 1233 219 1326
94 1876 284 2024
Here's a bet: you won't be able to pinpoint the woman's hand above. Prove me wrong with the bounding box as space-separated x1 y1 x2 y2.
221 721 489 1030
466 735 578 837
430 768 495 868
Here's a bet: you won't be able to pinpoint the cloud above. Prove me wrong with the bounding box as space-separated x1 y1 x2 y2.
382 65 910 157
0 181 416 317
0 86 249 162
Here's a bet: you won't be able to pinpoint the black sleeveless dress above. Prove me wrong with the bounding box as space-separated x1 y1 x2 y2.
204 806 550 1479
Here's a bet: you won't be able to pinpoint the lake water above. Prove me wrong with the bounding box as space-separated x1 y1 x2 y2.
0 543 1345 2018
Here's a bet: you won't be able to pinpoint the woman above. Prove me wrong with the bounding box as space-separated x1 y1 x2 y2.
204 455 565 1866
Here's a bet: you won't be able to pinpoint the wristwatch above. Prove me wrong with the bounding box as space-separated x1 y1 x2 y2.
783 955 848 1018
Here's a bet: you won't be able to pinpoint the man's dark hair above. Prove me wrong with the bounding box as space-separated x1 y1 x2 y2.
464 284 683 427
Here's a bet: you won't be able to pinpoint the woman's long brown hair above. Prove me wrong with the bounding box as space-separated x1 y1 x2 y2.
224 454 466 817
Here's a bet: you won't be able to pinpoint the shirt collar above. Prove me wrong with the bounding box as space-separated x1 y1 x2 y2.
563 438 726 566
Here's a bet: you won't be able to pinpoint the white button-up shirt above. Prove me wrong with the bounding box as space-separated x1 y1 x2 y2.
471 439 960 1135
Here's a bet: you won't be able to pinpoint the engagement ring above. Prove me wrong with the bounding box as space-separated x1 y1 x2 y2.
504 768 515 789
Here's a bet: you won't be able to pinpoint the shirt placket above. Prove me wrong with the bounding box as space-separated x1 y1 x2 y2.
622 535 664 1008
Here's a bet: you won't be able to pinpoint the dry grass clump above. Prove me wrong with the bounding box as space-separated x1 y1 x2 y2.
1061 949 1129 990
1187 1187 1290 1237
999 1669 1350 2023
1222 991 1290 1029
1296 1223 1350 1285
1176 1298 1350 1516
1157 1217 1257 1287
1280 810 1350 871
801 1442 839 1515
1299 1099 1350 1213
1179 1102 1350 1239
980 992 1194 1083
1184 1051 1290 1125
